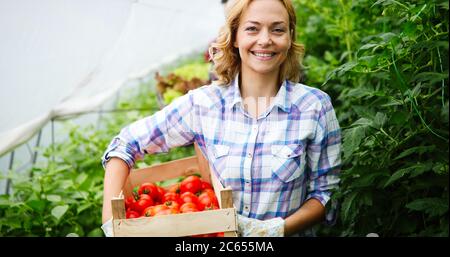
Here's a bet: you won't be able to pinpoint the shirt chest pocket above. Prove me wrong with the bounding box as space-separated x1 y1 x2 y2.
208 144 231 179
271 144 306 183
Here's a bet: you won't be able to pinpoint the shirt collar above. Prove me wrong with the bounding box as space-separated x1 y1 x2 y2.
225 73 291 113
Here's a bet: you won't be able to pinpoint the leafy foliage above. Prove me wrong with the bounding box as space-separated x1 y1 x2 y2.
0 77 195 236
293 0 448 236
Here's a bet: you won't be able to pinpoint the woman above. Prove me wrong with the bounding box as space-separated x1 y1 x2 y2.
101 0 341 237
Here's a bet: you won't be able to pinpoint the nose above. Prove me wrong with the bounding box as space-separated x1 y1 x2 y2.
257 28 272 46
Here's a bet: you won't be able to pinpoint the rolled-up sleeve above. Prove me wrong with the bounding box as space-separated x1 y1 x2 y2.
305 93 341 225
101 90 197 169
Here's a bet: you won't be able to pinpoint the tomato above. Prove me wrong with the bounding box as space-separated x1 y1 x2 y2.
154 208 179 216
201 181 213 191
125 196 136 210
202 188 216 198
154 186 166 203
152 204 169 216
126 210 141 219
180 202 198 213
138 182 159 201
164 200 180 211
163 192 180 203
168 183 181 194
142 206 155 217
133 194 154 213
180 175 202 194
197 191 219 210
204 204 219 211
179 191 199 205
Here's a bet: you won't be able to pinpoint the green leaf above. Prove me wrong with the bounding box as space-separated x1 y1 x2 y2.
384 162 433 187
341 191 358 222
352 171 389 188
26 200 47 213
51 205 69 221
406 198 448 217
87 228 104 237
46 195 62 202
384 168 410 188
378 32 398 43
156 175 186 188
438 1 449 10
359 43 380 51
409 162 433 178
77 203 92 214
389 111 410 125
372 112 387 129
0 196 13 207
393 146 436 160
75 173 88 185
413 72 448 84
342 126 366 159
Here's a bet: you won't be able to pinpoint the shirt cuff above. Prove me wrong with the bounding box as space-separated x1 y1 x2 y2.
101 137 138 169
306 191 338 226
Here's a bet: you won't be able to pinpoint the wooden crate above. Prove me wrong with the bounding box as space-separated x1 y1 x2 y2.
111 143 238 237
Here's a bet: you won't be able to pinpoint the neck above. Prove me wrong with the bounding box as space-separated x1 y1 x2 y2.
239 67 280 99
238 68 281 119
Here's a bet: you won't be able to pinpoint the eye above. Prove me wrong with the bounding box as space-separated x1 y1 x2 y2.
272 27 286 34
244 26 258 32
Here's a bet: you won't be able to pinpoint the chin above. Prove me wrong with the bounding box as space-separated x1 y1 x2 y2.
250 65 280 75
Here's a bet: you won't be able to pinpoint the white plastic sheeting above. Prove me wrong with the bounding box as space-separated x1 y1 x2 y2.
0 0 225 156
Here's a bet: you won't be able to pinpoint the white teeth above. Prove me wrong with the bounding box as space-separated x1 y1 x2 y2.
253 52 274 57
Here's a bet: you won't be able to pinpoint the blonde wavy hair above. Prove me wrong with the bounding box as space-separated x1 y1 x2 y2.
210 0 305 85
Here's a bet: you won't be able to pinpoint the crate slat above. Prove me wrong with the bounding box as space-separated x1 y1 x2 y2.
113 208 236 237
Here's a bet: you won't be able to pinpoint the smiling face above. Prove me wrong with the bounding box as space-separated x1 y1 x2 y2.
234 0 291 79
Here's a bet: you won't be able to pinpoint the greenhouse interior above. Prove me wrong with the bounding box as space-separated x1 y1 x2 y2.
0 0 448 237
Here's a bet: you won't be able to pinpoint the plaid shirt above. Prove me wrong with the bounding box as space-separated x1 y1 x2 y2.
102 76 341 227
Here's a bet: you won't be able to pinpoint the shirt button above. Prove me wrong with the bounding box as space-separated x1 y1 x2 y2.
247 153 252 158
244 206 249 211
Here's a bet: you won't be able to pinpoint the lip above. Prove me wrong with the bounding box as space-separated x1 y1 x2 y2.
250 50 277 61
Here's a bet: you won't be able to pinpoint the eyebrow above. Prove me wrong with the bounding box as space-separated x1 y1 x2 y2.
244 21 287 26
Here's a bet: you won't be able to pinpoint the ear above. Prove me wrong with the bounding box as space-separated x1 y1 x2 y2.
233 39 239 48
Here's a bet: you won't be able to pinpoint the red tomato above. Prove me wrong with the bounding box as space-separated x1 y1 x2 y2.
164 200 180 211
180 202 199 213
142 206 153 217
125 196 136 210
197 191 219 210
179 191 199 205
163 192 180 203
138 182 159 201
126 210 141 219
201 181 213 191
154 208 179 216
155 186 166 203
133 194 154 214
180 175 202 194
151 204 169 216
202 188 216 198
168 183 181 194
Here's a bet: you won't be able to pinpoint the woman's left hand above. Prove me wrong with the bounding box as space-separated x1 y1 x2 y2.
237 215 284 237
